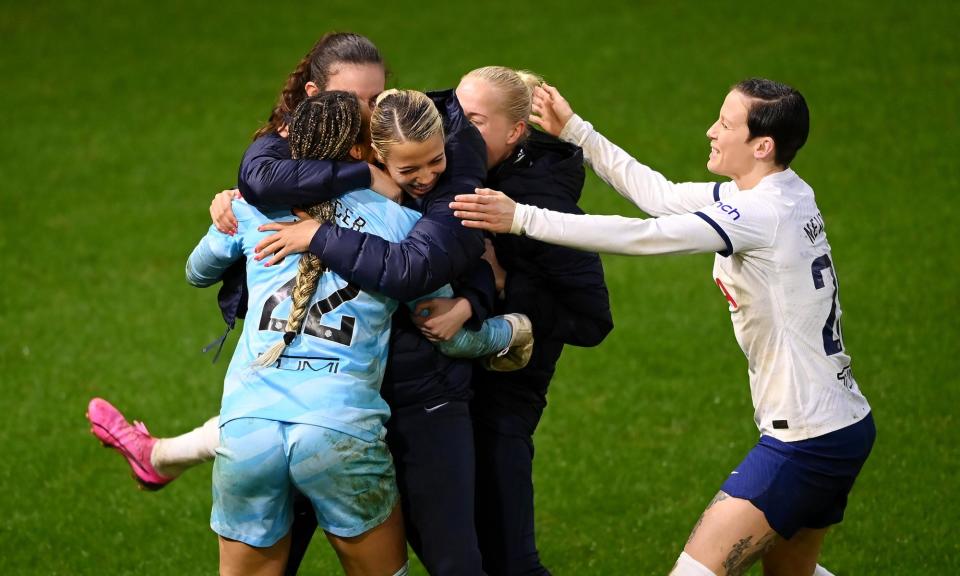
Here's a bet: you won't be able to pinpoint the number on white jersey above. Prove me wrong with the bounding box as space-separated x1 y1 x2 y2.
811 254 844 356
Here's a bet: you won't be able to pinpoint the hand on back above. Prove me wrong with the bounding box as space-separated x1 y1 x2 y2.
450 188 517 234
211 189 241 235
255 209 320 267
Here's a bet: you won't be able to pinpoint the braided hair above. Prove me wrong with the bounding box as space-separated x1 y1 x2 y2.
252 91 364 368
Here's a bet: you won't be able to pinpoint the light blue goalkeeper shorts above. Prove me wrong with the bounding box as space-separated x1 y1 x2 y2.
211 417 398 547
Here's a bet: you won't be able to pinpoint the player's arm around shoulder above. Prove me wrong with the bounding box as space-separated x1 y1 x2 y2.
237 132 370 208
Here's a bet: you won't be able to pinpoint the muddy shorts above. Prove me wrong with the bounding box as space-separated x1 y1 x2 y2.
211 417 397 546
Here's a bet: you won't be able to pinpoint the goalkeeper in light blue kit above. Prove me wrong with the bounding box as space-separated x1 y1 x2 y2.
186 91 526 576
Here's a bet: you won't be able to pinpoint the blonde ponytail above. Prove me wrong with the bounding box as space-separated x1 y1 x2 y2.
462 66 544 131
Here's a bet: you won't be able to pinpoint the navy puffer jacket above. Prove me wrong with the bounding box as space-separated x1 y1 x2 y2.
306 90 488 303
472 129 613 434
238 132 371 210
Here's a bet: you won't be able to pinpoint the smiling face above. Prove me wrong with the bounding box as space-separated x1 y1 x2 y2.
706 90 767 181
381 133 446 198
456 75 525 169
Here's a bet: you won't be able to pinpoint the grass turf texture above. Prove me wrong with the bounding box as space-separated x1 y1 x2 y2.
1 1 957 573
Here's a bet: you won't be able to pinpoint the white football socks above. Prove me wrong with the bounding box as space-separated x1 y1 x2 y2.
151 416 220 478
669 551 833 575
670 552 716 576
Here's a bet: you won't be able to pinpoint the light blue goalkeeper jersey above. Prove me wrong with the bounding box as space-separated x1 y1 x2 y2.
187 189 445 442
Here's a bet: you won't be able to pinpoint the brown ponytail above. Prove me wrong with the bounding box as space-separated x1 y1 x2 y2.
253 32 384 140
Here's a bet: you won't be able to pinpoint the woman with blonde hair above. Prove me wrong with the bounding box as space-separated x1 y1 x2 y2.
452 66 613 575
247 84 508 576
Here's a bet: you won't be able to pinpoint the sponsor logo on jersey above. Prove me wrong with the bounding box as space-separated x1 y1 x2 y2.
837 365 855 390
713 201 741 221
272 354 342 373
804 212 825 244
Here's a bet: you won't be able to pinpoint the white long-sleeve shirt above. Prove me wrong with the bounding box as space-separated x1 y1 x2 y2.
510 115 870 442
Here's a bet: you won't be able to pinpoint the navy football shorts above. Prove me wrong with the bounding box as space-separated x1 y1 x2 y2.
721 412 875 539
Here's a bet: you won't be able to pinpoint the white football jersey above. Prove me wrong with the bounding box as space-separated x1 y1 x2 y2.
511 115 870 441
698 171 870 440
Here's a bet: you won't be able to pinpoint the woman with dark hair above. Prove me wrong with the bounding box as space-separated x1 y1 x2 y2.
237 32 397 209
190 90 410 576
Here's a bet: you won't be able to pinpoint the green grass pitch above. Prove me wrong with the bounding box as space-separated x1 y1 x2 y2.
1 1 957 573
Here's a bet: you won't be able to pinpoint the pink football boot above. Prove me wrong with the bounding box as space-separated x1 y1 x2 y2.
86 398 173 490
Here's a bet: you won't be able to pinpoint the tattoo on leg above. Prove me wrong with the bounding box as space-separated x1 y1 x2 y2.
722 531 777 576
722 536 753 575
686 491 730 545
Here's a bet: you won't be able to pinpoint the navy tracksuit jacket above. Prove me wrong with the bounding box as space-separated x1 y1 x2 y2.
473 129 612 432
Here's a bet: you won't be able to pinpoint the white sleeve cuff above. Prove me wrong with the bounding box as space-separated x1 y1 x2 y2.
559 114 590 146
510 203 531 235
